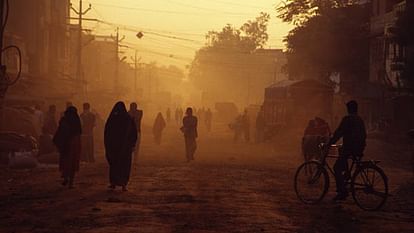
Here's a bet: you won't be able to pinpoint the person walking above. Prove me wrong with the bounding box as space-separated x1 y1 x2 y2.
104 102 137 191
181 107 198 162
128 102 143 159
166 108 171 123
53 106 82 188
80 103 96 163
153 112 166 145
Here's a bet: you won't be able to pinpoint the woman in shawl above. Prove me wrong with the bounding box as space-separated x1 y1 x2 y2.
153 112 166 145
53 106 82 188
104 102 137 191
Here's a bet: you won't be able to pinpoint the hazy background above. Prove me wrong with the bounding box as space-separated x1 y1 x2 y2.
78 0 293 69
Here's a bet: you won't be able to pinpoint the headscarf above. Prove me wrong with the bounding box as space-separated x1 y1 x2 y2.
104 102 137 156
64 106 82 137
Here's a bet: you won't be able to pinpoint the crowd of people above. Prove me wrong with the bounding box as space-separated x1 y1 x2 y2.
31 100 201 190
30 99 369 201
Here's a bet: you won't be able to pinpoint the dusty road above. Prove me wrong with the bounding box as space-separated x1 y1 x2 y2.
0 123 413 233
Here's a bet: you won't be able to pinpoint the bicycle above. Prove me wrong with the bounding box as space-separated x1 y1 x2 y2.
294 144 388 211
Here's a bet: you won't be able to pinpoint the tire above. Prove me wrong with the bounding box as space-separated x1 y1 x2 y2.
294 161 329 204
351 163 388 211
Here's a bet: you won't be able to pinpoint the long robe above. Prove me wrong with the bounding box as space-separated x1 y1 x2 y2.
53 107 82 179
153 113 166 145
104 102 137 186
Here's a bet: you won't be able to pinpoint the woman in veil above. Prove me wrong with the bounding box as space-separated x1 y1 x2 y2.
104 102 137 191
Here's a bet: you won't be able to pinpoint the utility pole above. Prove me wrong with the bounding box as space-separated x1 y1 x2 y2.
112 27 125 96
70 0 91 98
131 50 141 99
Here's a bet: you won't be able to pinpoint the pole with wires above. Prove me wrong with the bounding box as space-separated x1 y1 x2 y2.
70 0 91 99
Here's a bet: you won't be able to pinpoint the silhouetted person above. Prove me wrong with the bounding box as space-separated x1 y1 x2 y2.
128 102 143 159
181 107 198 162
178 107 184 124
205 108 213 132
175 107 181 125
153 112 166 145
302 116 331 161
230 114 243 142
104 102 137 191
166 108 171 122
53 106 82 188
241 110 250 142
80 103 96 163
329 100 366 201
61 101 73 118
43 105 58 135
255 107 265 143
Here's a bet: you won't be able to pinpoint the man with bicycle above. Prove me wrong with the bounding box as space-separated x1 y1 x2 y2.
329 100 367 201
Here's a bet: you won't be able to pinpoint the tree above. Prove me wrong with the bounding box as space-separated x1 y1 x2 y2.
189 13 271 104
277 1 370 93
277 0 362 25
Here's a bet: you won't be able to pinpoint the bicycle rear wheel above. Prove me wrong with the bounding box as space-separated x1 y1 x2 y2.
351 164 388 211
294 161 329 204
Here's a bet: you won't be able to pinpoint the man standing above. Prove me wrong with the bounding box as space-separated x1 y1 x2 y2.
128 102 143 159
181 107 198 162
166 108 171 123
80 103 96 163
329 100 366 201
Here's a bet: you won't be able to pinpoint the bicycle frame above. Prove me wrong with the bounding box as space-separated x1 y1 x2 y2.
318 144 359 184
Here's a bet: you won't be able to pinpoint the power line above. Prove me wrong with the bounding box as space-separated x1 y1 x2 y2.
166 0 256 16
88 1 253 17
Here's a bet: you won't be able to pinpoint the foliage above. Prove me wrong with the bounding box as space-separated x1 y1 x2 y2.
276 0 362 25
277 0 370 90
189 13 271 103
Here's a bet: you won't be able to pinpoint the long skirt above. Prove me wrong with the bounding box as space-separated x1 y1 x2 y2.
107 152 132 186
59 136 81 178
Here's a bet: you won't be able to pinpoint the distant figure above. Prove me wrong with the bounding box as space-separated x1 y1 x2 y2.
178 107 184 124
175 107 181 125
53 106 82 188
329 100 366 201
80 103 96 163
241 110 250 142
198 108 205 126
38 127 56 156
181 107 198 162
128 102 143 159
302 116 331 161
33 104 44 138
205 108 213 132
43 105 58 135
104 102 137 191
153 112 166 145
166 108 171 122
229 115 243 142
255 107 265 143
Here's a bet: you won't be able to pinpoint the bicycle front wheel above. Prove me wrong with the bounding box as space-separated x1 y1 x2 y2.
294 161 329 204
351 164 388 211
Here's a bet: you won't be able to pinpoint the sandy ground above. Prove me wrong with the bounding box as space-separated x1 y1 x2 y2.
0 122 413 233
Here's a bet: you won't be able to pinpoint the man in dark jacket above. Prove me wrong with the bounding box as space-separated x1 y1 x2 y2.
330 100 367 201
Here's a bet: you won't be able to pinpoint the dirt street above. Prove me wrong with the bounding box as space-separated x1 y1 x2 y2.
0 123 413 233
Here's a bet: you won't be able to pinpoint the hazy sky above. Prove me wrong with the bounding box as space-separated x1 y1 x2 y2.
76 0 293 69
